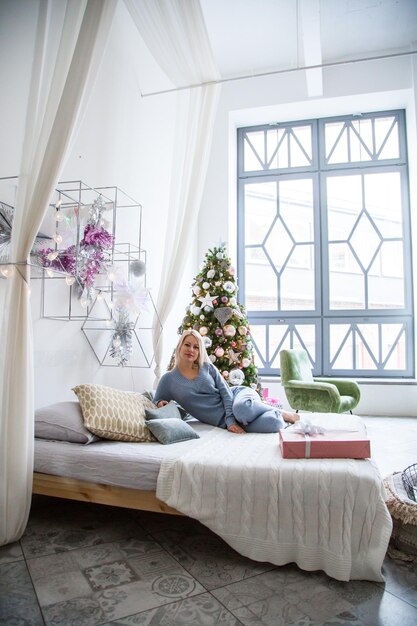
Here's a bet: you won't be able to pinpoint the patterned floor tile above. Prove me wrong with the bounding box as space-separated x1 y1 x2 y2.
0 560 44 625
0 540 24 564
322 590 417 626
26 539 205 626
21 496 148 559
141 514 275 589
100 591 243 625
211 568 354 626
377 554 417 608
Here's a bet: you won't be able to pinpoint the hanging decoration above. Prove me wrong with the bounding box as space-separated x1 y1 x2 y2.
36 195 114 303
109 305 134 367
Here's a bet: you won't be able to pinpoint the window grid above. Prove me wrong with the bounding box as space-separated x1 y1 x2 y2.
237 110 413 378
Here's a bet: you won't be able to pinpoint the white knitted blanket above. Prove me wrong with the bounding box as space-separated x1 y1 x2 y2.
157 413 393 582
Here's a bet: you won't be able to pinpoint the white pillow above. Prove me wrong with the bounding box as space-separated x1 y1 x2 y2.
35 401 99 444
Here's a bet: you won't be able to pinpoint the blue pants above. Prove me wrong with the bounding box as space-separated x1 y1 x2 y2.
232 387 285 433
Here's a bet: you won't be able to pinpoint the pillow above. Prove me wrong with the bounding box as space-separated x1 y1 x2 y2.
145 402 182 421
145 418 200 445
72 384 156 442
143 394 189 420
35 401 99 444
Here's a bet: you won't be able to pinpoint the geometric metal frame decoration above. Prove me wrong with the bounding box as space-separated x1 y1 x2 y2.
81 291 162 368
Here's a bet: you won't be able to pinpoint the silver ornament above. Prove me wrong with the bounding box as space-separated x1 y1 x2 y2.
129 259 146 277
214 307 233 326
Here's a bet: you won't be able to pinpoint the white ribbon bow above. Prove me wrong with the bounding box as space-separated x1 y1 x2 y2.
292 419 325 436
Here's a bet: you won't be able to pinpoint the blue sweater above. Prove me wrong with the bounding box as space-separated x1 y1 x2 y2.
153 362 237 428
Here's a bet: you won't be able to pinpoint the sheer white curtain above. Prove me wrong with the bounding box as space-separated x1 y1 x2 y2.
0 0 116 546
125 0 220 381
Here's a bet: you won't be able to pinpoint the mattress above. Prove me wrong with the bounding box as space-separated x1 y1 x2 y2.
34 420 214 491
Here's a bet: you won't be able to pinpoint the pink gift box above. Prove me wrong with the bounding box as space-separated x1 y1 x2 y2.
279 429 371 459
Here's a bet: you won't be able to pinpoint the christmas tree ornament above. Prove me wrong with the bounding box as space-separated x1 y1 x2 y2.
199 326 208 335
191 305 201 315
207 269 215 278
222 370 229 378
214 347 225 357
221 296 229 303
198 292 218 308
223 281 235 293
203 336 212 348
229 296 237 306
238 325 248 335
209 354 216 363
216 252 224 259
223 324 236 337
215 328 223 336
229 369 245 385
204 305 213 313
193 285 201 295
228 349 241 365
214 307 233 326
242 357 251 368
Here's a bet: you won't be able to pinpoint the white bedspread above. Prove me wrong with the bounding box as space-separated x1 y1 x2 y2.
156 413 393 582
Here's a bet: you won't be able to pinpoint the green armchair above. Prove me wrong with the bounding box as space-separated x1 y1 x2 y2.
279 349 361 414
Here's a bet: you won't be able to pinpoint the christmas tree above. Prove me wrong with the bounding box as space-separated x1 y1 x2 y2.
178 244 262 394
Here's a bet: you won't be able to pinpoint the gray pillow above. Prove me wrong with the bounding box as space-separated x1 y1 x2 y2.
145 418 200 445
145 402 182 421
35 401 99 444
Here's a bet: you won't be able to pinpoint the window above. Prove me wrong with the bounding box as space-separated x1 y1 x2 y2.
237 110 413 377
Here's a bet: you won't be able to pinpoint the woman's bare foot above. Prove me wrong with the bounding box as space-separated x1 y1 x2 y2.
228 423 246 434
282 410 300 424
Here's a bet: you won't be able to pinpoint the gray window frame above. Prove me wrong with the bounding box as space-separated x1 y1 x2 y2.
237 109 414 378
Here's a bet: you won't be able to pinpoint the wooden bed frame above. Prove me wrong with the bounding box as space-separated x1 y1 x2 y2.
32 472 181 515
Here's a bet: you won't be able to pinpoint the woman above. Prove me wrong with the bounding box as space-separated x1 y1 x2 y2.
153 329 299 433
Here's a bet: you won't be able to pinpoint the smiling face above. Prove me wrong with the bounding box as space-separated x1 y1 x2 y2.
178 334 200 367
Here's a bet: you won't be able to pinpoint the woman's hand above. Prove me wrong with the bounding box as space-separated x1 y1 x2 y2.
157 400 168 408
227 423 246 434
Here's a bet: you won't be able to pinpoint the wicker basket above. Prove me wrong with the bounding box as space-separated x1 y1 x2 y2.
402 464 417 502
384 471 417 559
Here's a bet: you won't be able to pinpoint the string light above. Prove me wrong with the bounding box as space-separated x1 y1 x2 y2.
46 269 54 278
53 233 63 245
65 275 75 286
0 265 14 278
47 251 59 261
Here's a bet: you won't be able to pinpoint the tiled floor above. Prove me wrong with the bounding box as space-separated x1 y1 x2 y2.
1 416 416 626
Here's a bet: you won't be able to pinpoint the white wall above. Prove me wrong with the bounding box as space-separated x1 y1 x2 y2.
1 2 417 415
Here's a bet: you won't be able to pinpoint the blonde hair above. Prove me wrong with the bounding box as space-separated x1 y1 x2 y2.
174 329 211 369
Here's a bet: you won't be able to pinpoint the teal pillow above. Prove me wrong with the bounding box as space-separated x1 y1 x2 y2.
145 402 182 421
145 418 200 445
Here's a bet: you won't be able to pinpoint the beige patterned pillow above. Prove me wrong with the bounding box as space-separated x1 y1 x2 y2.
72 384 156 442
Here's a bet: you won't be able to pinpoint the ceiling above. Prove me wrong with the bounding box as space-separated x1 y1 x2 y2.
199 0 417 80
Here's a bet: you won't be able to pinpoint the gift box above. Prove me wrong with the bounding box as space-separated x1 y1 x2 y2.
279 428 371 459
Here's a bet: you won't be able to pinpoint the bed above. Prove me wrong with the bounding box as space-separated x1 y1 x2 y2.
33 400 393 583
